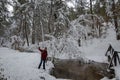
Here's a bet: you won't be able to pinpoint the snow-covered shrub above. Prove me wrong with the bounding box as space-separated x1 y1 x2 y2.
10 35 25 50
39 34 83 60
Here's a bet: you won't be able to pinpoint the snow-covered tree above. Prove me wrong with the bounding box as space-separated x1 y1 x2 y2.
0 0 12 37
105 0 120 40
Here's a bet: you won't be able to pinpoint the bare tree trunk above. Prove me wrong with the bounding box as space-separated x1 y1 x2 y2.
90 0 93 21
41 22 44 42
112 0 120 40
90 0 94 37
80 0 84 14
96 18 99 38
32 9 35 44
24 13 29 46
48 0 53 33
96 0 101 38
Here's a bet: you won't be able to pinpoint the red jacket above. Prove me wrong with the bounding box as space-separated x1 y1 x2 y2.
38 48 47 60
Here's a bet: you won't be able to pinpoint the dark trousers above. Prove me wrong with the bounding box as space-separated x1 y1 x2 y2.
38 59 46 69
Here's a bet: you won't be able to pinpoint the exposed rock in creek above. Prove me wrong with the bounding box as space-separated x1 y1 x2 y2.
50 59 115 80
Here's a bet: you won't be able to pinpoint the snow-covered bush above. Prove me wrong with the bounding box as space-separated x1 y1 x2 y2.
38 34 83 60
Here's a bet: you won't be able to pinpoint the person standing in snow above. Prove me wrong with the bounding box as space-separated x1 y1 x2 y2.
38 47 48 70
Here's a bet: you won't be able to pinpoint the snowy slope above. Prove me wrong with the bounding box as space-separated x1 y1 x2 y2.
79 26 120 63
0 47 69 80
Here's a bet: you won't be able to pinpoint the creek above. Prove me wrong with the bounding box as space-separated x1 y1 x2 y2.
50 59 115 80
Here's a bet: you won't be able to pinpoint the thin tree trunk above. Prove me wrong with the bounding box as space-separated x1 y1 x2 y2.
90 0 94 37
90 0 93 21
41 22 44 42
80 0 84 14
24 13 29 46
32 9 35 44
112 0 120 40
48 0 53 33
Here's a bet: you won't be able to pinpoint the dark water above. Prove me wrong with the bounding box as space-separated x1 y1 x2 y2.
50 59 115 80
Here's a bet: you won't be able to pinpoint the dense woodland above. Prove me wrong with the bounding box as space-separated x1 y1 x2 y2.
0 0 120 50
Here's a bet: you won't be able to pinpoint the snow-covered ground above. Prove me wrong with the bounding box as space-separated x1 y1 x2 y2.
80 26 120 63
0 47 70 80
